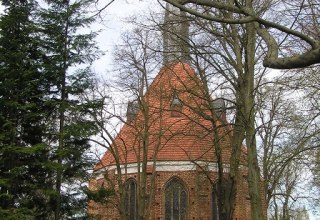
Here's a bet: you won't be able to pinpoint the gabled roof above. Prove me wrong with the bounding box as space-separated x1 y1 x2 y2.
95 62 237 171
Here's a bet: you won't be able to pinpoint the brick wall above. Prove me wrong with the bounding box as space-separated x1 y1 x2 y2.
88 62 266 220
88 168 258 220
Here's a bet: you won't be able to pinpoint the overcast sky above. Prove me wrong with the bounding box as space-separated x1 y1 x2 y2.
92 0 161 76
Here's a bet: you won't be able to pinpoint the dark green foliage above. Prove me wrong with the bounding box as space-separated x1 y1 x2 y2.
0 207 34 220
0 0 103 219
0 0 53 218
37 1 102 219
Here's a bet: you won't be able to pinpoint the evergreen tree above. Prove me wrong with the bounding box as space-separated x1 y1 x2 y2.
0 0 102 219
0 0 53 218
38 0 102 218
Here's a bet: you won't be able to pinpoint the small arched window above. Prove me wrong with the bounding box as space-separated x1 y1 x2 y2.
164 177 187 220
212 183 219 220
170 92 183 117
125 179 137 220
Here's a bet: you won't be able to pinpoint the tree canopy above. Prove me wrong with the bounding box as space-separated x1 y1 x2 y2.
162 0 320 69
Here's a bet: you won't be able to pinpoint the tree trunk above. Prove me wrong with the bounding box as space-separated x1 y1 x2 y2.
55 3 69 218
244 21 264 220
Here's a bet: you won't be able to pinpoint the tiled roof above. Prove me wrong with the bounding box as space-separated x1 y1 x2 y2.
95 62 243 171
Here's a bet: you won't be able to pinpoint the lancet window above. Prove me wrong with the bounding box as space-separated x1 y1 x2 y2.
164 177 187 220
125 178 137 220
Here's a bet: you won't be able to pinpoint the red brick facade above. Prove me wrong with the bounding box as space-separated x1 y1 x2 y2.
88 62 265 220
89 170 252 220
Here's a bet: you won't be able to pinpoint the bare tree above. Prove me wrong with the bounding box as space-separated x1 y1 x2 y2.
159 1 319 219
181 10 267 220
162 0 320 69
86 26 176 220
88 1 319 219
255 68 320 218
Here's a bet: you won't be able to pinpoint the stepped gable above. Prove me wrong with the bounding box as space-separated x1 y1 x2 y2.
95 62 235 171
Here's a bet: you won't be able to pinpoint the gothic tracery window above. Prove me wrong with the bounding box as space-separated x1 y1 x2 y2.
125 178 137 220
212 183 219 220
164 177 187 220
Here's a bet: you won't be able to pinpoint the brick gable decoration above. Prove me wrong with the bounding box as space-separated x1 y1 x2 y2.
88 62 265 219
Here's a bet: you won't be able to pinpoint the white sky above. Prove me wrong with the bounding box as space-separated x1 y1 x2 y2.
91 0 161 76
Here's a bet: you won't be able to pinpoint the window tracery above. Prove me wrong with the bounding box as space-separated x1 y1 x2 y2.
125 178 137 220
165 177 187 220
212 182 219 220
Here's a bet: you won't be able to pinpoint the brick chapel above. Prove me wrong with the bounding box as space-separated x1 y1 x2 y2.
88 4 264 220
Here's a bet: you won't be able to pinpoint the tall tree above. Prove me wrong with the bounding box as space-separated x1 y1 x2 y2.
0 0 54 218
162 0 320 69
184 5 266 218
114 4 266 219
254 64 320 218
39 0 101 218
0 0 102 219
87 25 165 220
158 0 318 218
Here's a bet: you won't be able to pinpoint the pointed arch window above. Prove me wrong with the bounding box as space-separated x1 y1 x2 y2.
125 178 137 220
212 182 219 220
164 177 187 220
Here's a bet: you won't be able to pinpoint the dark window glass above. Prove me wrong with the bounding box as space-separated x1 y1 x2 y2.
125 179 136 220
165 178 187 220
212 183 219 220
170 92 183 117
